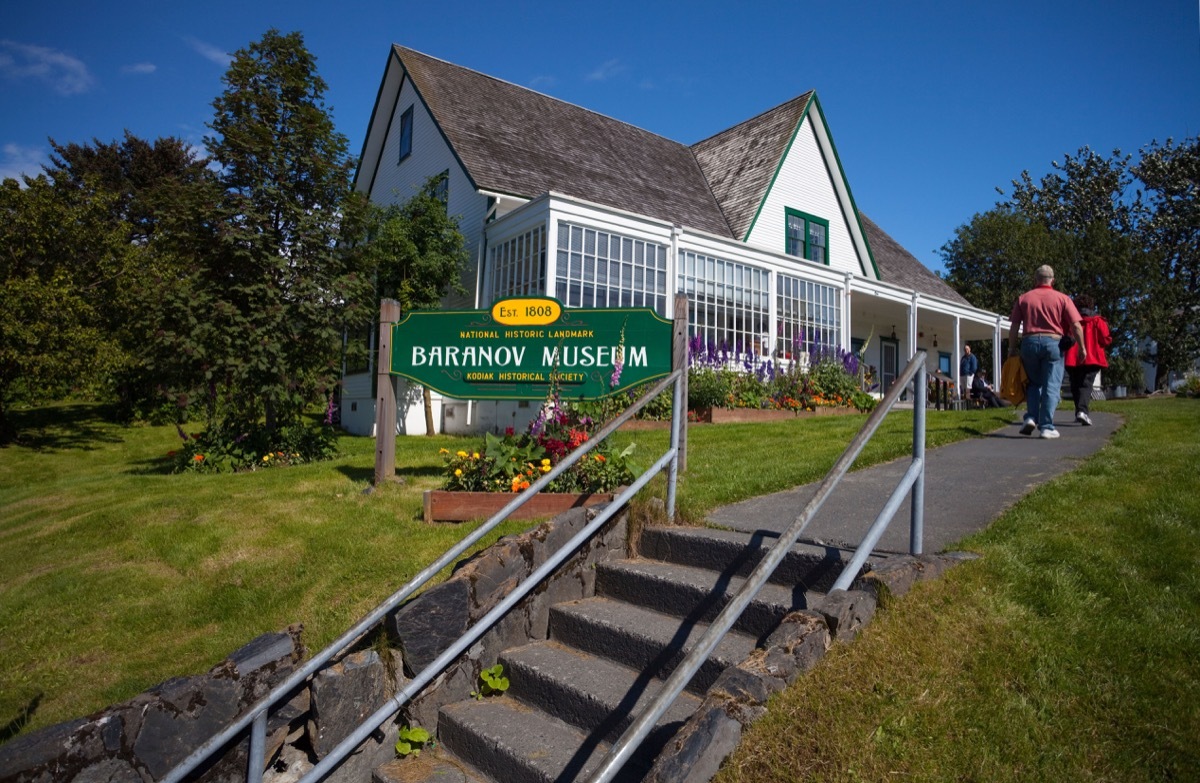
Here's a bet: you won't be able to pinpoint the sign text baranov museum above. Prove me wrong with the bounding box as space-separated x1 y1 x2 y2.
390 297 673 401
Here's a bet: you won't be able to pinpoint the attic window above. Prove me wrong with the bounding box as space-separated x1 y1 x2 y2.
785 209 828 265
398 105 413 162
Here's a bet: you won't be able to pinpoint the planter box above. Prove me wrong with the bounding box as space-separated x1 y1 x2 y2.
689 406 857 424
423 489 615 523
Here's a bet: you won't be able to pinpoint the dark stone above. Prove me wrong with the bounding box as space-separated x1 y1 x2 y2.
765 610 831 675
132 671 242 780
229 631 298 676
646 701 743 783
708 662 783 709
308 650 390 760
389 580 471 676
99 715 123 755
815 589 877 641
374 757 469 783
70 758 143 783
0 718 87 780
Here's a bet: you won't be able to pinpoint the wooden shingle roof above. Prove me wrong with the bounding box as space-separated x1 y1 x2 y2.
395 45 733 237
389 45 958 301
859 213 970 304
690 93 814 242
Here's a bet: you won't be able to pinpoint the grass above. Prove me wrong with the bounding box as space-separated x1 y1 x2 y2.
0 401 999 741
715 396 1200 782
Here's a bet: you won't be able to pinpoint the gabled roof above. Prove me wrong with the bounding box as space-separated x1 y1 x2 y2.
391 45 733 237
362 45 957 300
859 213 971 304
691 93 813 242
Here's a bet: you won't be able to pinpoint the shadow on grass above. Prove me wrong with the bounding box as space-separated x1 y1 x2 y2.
0 692 42 743
3 404 124 452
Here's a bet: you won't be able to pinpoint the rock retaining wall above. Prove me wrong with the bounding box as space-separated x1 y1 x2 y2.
0 506 628 783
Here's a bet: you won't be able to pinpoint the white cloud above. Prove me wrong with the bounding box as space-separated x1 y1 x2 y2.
120 62 157 75
0 143 47 182
528 75 558 91
585 59 626 82
184 37 232 67
0 40 94 95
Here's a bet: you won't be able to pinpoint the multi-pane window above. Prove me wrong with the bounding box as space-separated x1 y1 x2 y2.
678 251 770 358
785 209 829 264
776 273 841 358
432 169 448 203
489 225 547 302
398 106 413 162
555 223 668 314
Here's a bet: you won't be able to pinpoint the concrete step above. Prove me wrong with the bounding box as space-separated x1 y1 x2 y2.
637 525 864 592
437 698 651 783
548 597 761 695
500 640 702 744
595 558 819 639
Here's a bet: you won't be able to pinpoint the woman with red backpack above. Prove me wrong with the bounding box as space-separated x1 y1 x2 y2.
1065 294 1112 426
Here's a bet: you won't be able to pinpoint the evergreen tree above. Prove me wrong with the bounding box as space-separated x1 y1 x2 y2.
166 29 373 433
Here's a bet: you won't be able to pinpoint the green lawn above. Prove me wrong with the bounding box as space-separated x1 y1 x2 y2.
0 401 992 740
716 396 1200 782
6 397 1194 783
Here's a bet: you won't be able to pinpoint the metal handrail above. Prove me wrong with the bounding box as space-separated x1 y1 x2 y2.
161 369 685 783
585 353 928 783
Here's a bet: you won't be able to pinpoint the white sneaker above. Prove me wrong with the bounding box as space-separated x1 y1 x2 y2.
1077 412 1092 426
1020 419 1036 436
1039 428 1061 439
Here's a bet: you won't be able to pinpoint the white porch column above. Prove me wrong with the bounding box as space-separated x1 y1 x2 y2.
543 211 559 302
908 292 921 362
668 225 681 320
993 316 1004 384
953 319 963 398
842 272 854 352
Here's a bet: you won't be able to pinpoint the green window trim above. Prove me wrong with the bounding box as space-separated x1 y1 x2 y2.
784 208 829 265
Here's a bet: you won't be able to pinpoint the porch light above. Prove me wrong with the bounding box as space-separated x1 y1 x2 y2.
890 325 897 340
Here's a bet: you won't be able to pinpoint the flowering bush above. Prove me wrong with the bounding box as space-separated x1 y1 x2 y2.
686 335 875 413
171 420 338 473
439 386 635 494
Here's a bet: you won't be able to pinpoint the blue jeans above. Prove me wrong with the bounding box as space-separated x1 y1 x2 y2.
1021 335 1065 431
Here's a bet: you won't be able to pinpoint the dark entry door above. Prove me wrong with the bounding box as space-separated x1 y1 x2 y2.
881 338 899 392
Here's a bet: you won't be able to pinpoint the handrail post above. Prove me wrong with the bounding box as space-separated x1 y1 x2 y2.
666 293 689 518
247 709 266 783
911 360 926 555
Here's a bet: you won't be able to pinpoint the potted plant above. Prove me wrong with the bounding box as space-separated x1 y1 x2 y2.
1105 354 1145 398
425 395 635 523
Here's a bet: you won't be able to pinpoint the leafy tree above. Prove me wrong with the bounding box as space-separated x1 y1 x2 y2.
45 133 212 245
359 174 468 433
940 208 1061 315
367 174 468 310
40 134 217 420
161 29 374 435
0 177 129 441
1132 137 1200 388
1002 147 1143 353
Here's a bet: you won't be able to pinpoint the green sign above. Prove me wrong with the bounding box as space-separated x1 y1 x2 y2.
390 297 673 400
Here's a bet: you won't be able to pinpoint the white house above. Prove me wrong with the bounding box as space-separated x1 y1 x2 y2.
341 45 1011 435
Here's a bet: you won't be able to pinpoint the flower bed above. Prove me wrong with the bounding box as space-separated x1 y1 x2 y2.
423 489 615 523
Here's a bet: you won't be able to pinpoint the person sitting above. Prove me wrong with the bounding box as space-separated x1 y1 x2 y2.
971 369 1010 408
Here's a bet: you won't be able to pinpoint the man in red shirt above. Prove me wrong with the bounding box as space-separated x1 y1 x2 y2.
1007 265 1086 439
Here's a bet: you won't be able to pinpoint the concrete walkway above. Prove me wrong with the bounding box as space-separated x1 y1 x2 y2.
707 409 1121 555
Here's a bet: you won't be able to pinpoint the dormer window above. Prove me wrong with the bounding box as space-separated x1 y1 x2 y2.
398 105 413 162
785 209 828 264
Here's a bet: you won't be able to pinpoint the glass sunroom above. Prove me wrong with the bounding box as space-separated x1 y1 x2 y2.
453 191 850 434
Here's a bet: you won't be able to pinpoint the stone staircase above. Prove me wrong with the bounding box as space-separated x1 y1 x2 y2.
380 523 872 783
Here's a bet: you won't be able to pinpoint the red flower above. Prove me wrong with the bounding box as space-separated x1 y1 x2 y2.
193 454 205 462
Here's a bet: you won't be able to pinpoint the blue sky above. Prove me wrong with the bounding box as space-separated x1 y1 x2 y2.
2 0 1197 274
